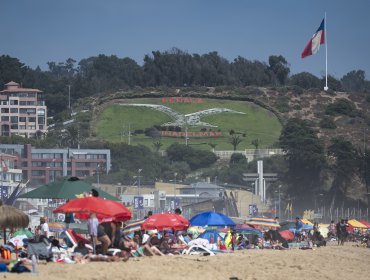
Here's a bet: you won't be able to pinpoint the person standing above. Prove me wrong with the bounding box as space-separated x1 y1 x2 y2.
87 213 99 254
40 217 49 238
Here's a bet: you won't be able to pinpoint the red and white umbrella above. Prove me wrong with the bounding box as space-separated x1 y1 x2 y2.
53 196 131 221
142 213 189 231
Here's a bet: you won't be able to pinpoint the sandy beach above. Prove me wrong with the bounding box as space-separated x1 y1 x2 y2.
4 243 369 280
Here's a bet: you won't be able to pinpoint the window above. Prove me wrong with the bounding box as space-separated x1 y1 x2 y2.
38 116 45 124
19 125 26 129
37 109 45 115
31 170 45 176
19 117 26 122
28 117 36 122
10 108 18 113
1 116 9 121
9 100 18 105
1 108 9 113
10 116 18 123
11 124 18 129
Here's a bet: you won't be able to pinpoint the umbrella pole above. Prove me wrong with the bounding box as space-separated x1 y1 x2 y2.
3 228 6 244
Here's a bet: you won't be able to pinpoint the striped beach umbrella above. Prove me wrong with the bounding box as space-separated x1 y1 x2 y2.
122 219 146 235
245 217 280 228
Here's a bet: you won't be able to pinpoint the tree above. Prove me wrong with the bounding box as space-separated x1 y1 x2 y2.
327 138 358 207
152 140 163 153
290 72 321 89
341 70 366 92
268 55 290 86
279 118 326 210
229 135 243 151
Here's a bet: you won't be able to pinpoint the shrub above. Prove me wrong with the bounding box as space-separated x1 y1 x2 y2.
319 117 337 129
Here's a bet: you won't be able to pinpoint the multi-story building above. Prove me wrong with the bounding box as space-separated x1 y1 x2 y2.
0 144 111 187
0 81 47 137
0 153 23 201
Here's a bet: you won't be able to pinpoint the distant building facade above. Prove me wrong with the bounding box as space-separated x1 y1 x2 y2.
0 144 111 187
0 81 47 137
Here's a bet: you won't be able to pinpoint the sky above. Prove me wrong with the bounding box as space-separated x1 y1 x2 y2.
1 0 370 79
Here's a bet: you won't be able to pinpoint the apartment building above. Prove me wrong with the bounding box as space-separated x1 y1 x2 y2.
0 81 47 137
0 144 111 187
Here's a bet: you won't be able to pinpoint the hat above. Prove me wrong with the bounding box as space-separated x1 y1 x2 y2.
142 234 150 244
148 229 158 235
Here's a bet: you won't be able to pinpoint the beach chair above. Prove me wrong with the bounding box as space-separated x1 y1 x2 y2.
63 229 93 252
27 241 52 261
181 244 215 256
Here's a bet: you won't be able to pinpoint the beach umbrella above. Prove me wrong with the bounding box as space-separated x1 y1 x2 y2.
142 213 189 231
359 220 370 228
19 177 119 201
189 212 236 227
245 218 280 228
0 201 29 244
279 230 295 241
53 196 131 221
13 228 33 238
279 221 296 231
347 219 368 229
48 222 66 232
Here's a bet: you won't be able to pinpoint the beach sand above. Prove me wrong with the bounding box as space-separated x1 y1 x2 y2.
5 243 370 280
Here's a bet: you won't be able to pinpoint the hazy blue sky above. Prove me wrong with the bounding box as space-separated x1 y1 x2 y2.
1 0 370 79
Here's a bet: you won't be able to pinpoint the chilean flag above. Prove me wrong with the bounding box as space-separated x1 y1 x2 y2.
301 18 325 58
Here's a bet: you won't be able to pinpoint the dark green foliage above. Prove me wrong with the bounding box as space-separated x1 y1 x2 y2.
229 153 247 165
290 72 321 89
319 116 337 129
341 70 366 92
166 143 218 170
275 96 290 113
279 118 326 209
325 98 356 116
268 55 290 86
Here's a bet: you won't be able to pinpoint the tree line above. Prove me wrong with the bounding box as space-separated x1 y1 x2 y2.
1 49 370 116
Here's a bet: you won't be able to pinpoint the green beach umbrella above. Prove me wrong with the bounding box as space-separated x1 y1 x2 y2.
13 228 34 238
19 177 119 201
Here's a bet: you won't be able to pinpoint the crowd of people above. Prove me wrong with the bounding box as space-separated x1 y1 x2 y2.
1 211 369 273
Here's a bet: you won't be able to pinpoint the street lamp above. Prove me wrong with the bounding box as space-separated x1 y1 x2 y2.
96 163 100 188
278 185 281 219
137 169 142 196
174 172 177 197
67 85 71 112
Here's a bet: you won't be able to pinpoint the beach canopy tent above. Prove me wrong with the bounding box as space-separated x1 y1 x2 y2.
359 220 370 228
0 200 30 243
142 213 189 231
347 219 368 229
53 196 131 222
19 177 119 201
190 212 236 227
245 218 280 228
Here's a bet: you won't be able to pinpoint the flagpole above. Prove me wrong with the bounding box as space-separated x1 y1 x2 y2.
324 12 328 91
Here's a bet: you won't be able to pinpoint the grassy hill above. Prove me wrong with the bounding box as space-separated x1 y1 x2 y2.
94 98 282 150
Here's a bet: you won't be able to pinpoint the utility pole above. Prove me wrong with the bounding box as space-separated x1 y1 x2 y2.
67 85 71 112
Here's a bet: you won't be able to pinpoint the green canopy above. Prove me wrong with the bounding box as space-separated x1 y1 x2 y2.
19 177 119 201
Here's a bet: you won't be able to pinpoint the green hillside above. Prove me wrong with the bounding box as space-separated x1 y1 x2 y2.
95 98 282 150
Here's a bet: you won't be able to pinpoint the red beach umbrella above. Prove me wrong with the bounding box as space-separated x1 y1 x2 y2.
142 213 189 231
279 230 295 241
53 196 131 221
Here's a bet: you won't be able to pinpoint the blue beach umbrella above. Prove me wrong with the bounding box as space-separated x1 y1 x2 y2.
189 212 236 227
